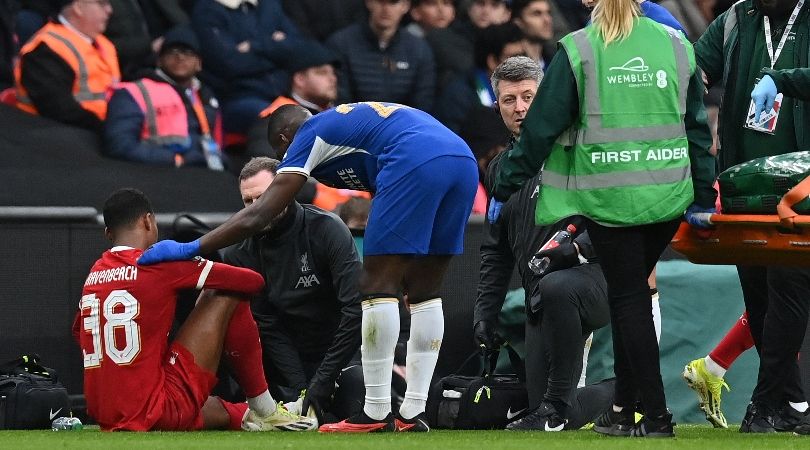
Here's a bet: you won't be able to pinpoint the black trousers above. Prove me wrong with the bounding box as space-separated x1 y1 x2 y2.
738 265 810 409
586 218 680 418
524 262 609 416
565 378 617 430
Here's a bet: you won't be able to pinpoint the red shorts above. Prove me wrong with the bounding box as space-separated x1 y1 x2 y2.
151 342 218 431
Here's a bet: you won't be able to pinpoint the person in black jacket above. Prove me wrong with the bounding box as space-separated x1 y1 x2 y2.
473 56 610 431
191 0 310 134
223 157 364 424
281 0 366 42
326 0 436 111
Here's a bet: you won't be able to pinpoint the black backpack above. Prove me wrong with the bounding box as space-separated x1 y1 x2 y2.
0 354 71 429
426 344 528 430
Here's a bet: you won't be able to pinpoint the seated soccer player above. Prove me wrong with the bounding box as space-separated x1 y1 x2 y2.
73 188 316 432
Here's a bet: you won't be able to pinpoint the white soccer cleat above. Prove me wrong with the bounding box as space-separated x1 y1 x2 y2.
241 402 317 431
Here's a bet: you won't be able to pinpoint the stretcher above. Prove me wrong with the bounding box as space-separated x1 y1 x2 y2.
671 177 810 266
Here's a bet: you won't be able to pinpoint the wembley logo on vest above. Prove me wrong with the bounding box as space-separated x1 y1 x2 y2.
606 57 667 89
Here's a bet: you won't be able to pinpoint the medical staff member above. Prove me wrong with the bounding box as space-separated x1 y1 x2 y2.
491 0 716 438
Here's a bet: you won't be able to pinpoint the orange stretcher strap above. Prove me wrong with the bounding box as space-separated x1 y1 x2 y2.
709 214 810 227
777 176 810 228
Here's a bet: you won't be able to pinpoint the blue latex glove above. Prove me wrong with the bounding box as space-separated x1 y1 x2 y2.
684 204 715 229
138 239 201 265
487 199 503 224
751 75 777 123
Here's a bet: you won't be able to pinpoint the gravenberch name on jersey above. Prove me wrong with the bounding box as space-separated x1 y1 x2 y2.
84 266 138 286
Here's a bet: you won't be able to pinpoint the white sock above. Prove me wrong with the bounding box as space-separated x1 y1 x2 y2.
651 291 662 344
247 390 276 417
613 404 623 412
578 333 593 388
790 401 809 413
361 297 400 420
399 299 444 420
704 355 727 378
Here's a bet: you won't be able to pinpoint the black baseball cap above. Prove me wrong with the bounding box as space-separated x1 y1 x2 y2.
159 25 201 56
288 42 341 73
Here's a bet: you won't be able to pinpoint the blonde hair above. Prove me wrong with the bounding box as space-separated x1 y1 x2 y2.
591 0 641 45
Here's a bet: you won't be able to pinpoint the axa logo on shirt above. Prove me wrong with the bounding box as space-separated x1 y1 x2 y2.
606 57 667 88
296 252 320 289
296 274 321 289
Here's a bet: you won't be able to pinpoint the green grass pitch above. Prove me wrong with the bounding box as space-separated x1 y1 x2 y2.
2 425 808 449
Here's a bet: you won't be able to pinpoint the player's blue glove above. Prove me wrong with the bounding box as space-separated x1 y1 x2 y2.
487 199 503 224
684 204 715 229
137 239 201 265
751 75 777 123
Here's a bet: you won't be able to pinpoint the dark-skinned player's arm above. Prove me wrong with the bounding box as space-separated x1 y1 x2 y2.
138 173 308 265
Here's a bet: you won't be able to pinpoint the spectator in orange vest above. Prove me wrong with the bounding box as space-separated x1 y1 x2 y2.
14 0 120 132
103 25 225 169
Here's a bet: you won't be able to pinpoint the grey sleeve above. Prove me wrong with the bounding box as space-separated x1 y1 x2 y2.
309 217 363 388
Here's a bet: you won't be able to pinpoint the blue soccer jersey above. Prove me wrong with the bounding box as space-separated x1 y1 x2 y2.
278 102 478 255
276 102 474 192
640 1 687 37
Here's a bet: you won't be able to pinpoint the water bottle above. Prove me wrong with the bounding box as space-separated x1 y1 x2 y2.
52 416 83 431
528 224 577 276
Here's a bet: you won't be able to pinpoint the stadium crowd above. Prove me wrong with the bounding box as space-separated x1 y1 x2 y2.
4 0 810 438
0 0 730 214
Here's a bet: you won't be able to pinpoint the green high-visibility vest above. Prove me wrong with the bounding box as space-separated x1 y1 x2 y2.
536 18 695 227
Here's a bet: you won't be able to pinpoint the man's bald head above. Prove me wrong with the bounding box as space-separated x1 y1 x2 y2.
267 104 312 157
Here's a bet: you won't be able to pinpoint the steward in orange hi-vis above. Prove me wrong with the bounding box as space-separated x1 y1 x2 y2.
15 22 119 120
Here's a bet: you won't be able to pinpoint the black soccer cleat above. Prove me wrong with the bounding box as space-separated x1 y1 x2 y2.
394 412 430 432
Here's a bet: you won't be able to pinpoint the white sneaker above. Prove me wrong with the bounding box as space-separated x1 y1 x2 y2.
242 403 317 431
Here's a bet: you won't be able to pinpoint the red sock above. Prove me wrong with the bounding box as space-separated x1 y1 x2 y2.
218 398 249 431
709 311 755 369
224 301 268 398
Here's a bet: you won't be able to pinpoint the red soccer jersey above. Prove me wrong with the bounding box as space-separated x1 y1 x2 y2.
74 246 264 431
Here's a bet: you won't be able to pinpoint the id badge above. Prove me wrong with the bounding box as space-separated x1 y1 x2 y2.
744 93 783 134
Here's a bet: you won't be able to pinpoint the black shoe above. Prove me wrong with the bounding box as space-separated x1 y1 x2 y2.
794 412 810 435
593 406 635 436
773 405 806 432
631 411 675 438
739 402 776 433
506 402 566 431
395 412 430 432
